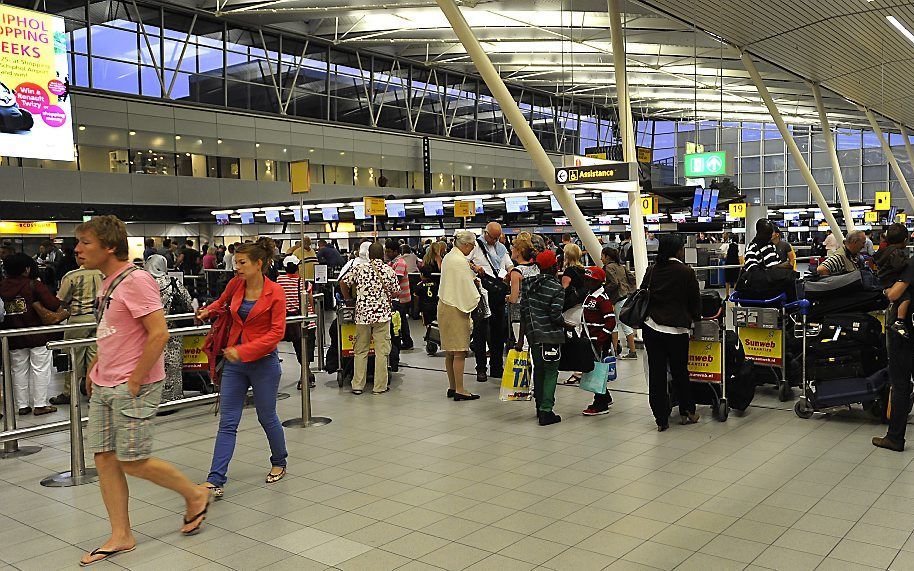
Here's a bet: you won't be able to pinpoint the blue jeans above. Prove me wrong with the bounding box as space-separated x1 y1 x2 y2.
208 351 287 487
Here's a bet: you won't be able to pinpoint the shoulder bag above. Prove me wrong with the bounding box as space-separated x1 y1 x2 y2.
619 266 653 329
201 277 244 388
476 239 509 297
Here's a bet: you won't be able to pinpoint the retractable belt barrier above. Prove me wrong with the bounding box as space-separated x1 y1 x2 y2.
0 296 329 488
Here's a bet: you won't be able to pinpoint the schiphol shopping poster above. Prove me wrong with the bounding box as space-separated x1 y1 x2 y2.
0 4 74 161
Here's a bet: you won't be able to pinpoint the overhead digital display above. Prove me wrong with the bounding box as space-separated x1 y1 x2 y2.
691 187 704 217
215 213 229 225
386 202 406 218
707 188 720 215
292 208 309 222
239 212 254 224
424 201 444 216
550 196 561 211
353 203 366 220
601 192 628 210
264 209 280 223
0 5 74 161
505 196 529 213
321 207 339 221
474 198 484 214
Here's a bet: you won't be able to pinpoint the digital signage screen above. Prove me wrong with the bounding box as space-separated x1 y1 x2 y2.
601 192 628 210
474 198 484 214
424 201 444 216
550 196 561 211
264 209 281 223
292 208 309 222
0 5 74 161
321 207 339 221
353 204 366 220
707 188 720 215
505 196 529 213
239 212 254 224
690 188 703 217
386 202 406 218
215 213 229 225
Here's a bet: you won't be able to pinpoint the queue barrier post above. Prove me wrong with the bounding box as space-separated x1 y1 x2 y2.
0 336 41 458
283 308 331 429
40 346 98 487
315 293 325 372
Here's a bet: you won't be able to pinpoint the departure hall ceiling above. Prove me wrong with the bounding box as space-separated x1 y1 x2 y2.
195 0 914 130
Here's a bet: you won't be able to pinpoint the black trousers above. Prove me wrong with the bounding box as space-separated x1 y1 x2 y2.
394 301 412 348
643 324 695 425
887 328 913 444
471 293 506 377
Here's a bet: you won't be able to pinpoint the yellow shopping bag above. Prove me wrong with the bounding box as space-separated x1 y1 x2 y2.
500 349 532 401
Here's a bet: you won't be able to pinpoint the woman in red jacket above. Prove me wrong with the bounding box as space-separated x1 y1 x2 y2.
197 238 287 497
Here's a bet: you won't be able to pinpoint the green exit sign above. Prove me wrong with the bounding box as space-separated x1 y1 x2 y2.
684 151 728 177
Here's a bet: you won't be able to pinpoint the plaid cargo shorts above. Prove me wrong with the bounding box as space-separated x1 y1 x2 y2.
86 380 163 462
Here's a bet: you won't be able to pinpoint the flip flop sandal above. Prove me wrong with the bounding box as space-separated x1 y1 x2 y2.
561 375 582 386
266 466 286 484
182 489 214 535
202 482 224 500
79 546 136 567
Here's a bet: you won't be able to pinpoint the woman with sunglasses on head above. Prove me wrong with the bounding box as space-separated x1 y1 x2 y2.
196 237 288 498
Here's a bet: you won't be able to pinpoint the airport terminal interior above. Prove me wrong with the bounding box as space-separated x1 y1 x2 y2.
5 0 914 569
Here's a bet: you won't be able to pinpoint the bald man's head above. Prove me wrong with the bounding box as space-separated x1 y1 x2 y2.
484 222 502 245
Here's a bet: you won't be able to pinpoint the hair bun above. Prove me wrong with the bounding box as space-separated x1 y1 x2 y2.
256 237 276 259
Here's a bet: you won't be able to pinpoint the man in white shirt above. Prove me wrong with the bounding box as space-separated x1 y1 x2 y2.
466 222 508 382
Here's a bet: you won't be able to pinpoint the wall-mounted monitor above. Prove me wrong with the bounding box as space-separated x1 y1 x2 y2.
691 187 704 217
239 212 255 224
671 213 686 223
386 202 406 218
699 190 712 217
601 192 628 210
321 207 339 221
353 204 366 220
264 209 281 223
505 196 529 213
424 201 444 216
707 188 720 215
293 209 309 222
474 198 484 214
550 196 561 211
554 217 569 226
215 213 230 225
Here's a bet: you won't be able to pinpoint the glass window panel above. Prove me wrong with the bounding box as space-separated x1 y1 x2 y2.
764 170 785 186
742 140 761 154
862 182 885 201
176 153 208 177
863 146 885 165
219 157 240 179
787 170 806 186
812 168 834 185
740 173 760 188
787 186 808 204
810 151 831 169
741 157 761 173
840 164 860 183
239 158 255 180
862 131 881 148
862 164 886 182
130 149 173 175
90 24 138 62
78 146 127 173
764 155 785 171
92 58 139 94
140 65 161 98
837 129 860 150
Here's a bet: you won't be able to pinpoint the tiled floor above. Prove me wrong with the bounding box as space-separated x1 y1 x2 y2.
2 317 913 570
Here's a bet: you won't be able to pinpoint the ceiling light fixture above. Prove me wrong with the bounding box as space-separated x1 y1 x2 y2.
888 16 914 44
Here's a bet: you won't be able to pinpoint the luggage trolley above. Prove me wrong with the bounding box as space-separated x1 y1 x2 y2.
729 293 809 402
335 304 373 387
687 304 729 421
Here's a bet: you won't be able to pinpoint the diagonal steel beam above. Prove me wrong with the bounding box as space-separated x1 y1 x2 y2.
165 14 197 99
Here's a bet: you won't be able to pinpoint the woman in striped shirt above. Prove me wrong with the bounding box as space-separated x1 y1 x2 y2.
277 255 316 389
742 219 781 272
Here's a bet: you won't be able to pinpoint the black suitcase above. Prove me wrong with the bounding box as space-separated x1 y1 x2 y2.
700 290 723 319
728 360 757 411
810 368 888 410
814 313 882 345
808 291 888 319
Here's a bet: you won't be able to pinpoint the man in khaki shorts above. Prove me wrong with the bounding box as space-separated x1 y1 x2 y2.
76 216 211 567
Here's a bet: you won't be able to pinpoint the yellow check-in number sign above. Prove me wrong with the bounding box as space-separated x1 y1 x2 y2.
640 196 658 215
876 191 891 211
688 341 722 382
865 211 878 223
364 196 386 216
454 200 475 218
741 327 782 366
729 203 747 219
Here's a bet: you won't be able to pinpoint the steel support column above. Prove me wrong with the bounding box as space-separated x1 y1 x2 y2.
811 83 855 233
742 52 843 240
608 0 648 283
900 125 914 191
863 108 914 213
434 0 602 260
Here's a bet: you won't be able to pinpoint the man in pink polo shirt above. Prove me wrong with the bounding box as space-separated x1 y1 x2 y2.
76 216 211 567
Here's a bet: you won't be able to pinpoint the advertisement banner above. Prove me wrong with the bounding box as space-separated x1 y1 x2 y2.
340 322 374 355
182 334 208 371
688 340 722 382
740 327 782 366
0 5 73 161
